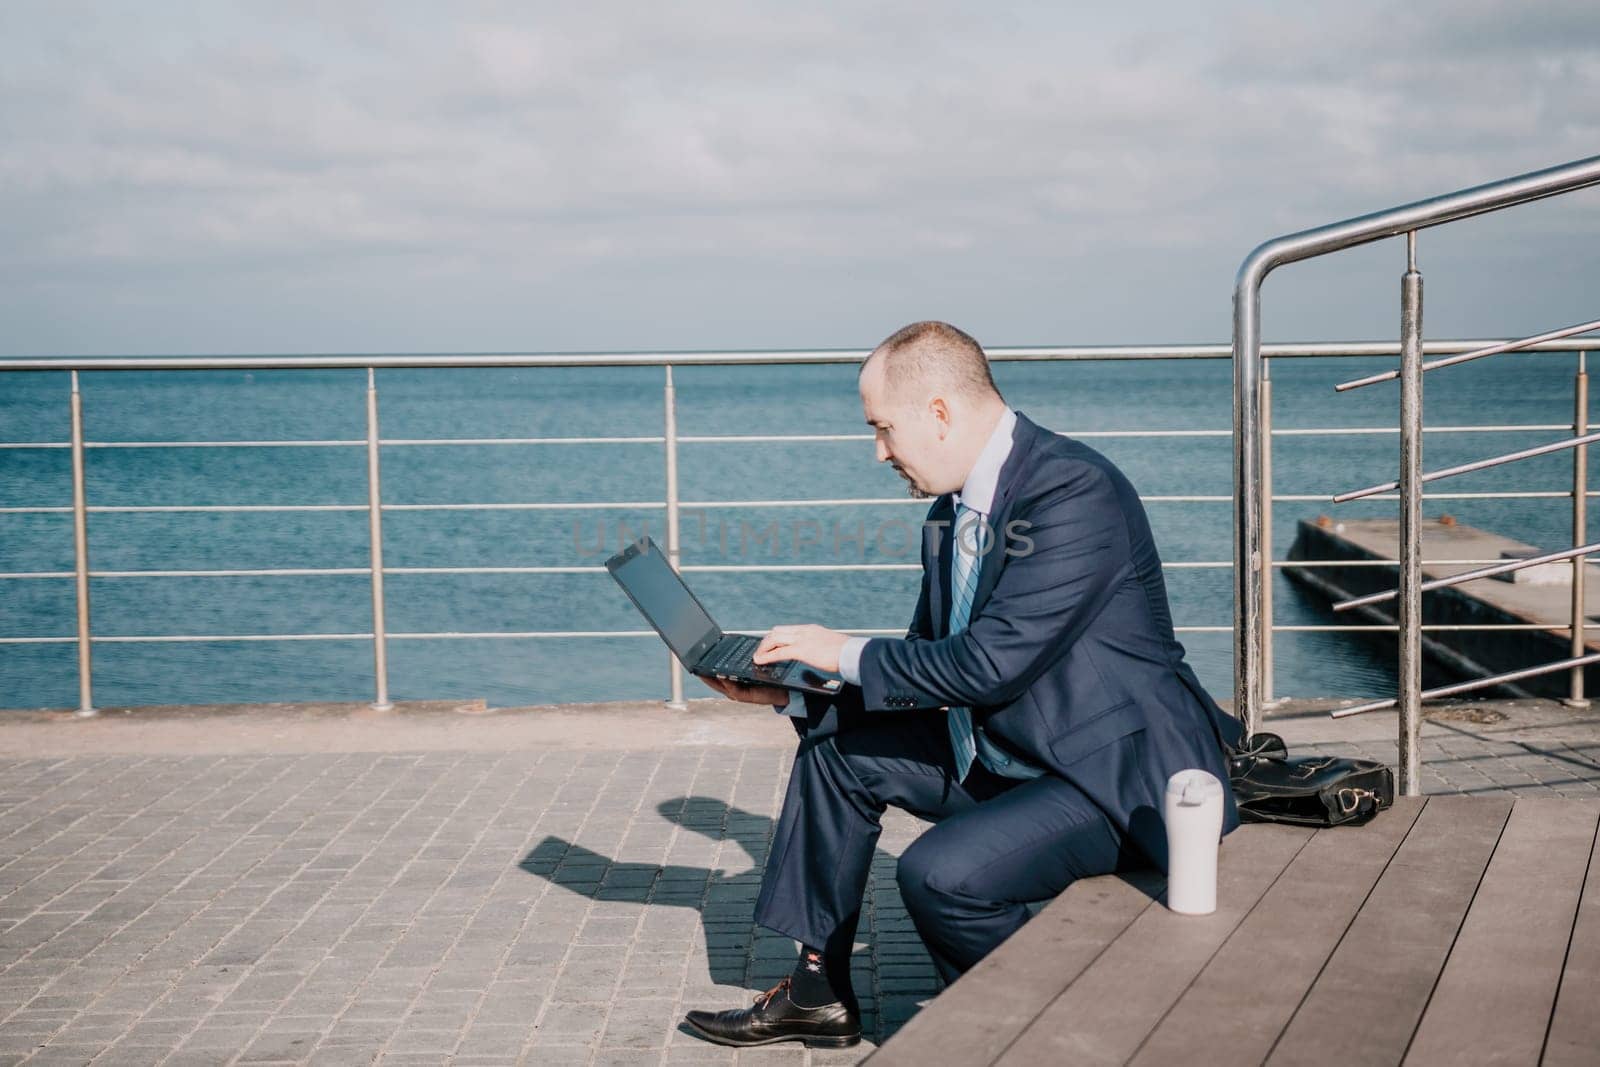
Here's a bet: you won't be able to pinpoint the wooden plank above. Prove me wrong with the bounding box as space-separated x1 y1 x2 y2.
1267 795 1513 1067
1406 798 1600 1066
1129 797 1426 1067
993 822 1314 1066
1545 803 1600 1066
865 870 1163 1066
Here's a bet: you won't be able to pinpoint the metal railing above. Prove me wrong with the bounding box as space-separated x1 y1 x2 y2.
1233 153 1600 794
1 337 1596 718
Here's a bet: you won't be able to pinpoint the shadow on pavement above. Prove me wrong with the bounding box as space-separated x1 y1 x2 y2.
520 794 909 996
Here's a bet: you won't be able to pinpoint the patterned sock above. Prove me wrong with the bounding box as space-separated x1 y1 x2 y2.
787 944 838 1008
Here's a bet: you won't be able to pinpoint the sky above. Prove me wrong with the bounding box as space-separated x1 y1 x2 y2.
2 0 1598 356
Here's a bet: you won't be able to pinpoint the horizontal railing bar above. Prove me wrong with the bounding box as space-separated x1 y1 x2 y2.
0 628 908 644
0 561 1223 579
6 436 660 449
389 630 657 639
389 566 602 575
0 563 1211 581
9 620 1599 645
389 628 916 640
680 433 873 444
158 568 358 578
3 338 1598 373
1332 539 1600 611
676 498 924 508
382 436 664 446
390 564 926 575
86 440 364 449
1330 650 1600 718
94 633 376 643
683 563 922 573
4 558 1570 581
682 425 1580 443
383 502 664 511
0 505 368 514
1276 623 1600 632
1 503 660 514
3 425 1578 452
1335 316 1600 391
1334 429 1600 503
676 495 1236 507
4 488 1590 518
682 430 1237 443
0 565 916 579
730 628 903 635
0 628 1175 643
0 568 372 579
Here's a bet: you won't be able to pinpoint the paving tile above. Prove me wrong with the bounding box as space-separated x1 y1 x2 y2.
382 1027 458 1054
305 1046 380 1066
16 1048 103 1067
177 1024 264 1051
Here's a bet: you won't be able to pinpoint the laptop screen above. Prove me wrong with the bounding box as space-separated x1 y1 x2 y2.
607 539 720 662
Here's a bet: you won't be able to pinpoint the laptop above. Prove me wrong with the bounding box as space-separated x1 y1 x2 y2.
605 536 846 697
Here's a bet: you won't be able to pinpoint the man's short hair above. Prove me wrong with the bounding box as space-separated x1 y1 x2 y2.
864 321 1003 404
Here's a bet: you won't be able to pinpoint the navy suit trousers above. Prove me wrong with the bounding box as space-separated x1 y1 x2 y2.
752 710 1144 992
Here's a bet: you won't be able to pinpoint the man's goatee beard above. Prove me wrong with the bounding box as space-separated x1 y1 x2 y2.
906 483 931 500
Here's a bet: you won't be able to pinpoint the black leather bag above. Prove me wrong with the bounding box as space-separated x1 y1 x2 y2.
1226 732 1395 827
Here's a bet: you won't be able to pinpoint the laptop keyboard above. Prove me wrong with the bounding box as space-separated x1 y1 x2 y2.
705 635 790 681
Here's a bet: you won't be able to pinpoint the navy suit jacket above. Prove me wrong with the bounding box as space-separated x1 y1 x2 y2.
796 409 1243 868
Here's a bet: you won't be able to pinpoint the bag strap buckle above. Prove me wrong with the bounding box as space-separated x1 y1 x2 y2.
1336 787 1374 814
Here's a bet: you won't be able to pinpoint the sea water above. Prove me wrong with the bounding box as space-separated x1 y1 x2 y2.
0 353 1587 710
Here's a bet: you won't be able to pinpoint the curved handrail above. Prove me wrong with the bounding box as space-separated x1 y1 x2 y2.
1232 154 1600 737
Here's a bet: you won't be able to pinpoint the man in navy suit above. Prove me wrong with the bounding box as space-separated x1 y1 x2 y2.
685 321 1242 1049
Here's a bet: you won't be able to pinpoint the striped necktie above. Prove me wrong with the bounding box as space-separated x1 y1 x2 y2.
947 503 983 780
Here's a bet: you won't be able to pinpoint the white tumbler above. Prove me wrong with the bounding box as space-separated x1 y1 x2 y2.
1164 769 1225 915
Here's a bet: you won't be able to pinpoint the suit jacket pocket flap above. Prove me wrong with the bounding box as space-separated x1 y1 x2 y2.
1045 698 1140 763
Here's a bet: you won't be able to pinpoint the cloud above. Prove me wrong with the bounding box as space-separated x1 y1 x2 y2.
0 1 1596 353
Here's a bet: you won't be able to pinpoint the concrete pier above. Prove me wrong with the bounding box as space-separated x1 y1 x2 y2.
1286 517 1599 700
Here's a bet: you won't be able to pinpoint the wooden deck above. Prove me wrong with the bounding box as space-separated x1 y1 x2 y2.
869 797 1600 1066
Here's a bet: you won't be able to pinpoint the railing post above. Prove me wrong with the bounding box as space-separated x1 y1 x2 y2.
365 367 393 710
1397 232 1424 795
69 371 96 717
1260 359 1274 704
1569 350 1590 708
1233 268 1266 739
663 365 687 710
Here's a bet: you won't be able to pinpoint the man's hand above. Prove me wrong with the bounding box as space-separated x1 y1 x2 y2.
701 674 791 706
754 624 850 673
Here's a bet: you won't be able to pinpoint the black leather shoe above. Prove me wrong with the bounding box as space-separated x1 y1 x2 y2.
684 977 861 1048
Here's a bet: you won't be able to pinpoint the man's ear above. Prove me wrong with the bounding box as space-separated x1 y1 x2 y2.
929 396 950 438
